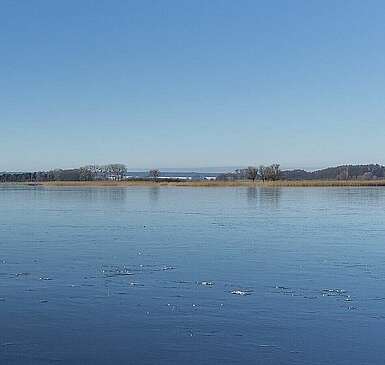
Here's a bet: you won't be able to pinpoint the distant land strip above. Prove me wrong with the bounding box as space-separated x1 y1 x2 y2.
3 164 385 185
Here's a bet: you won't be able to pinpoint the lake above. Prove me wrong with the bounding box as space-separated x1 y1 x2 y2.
1 186 385 364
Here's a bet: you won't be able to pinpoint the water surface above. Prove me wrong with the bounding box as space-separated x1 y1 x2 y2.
1 186 385 364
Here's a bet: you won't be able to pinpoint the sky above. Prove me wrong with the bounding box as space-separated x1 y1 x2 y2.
1 0 385 171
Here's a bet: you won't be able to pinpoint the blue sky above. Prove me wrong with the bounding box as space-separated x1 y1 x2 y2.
1 0 385 171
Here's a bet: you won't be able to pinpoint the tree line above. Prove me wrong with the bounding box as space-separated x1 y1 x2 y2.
216 164 281 182
3 163 383 183
0 164 162 183
217 164 385 182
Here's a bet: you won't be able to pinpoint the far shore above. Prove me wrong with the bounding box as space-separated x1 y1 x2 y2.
4 179 385 188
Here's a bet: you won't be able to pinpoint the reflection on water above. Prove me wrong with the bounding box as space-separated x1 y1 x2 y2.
149 186 160 204
28 187 129 203
246 187 258 204
1 186 385 365
259 187 281 208
76 187 128 202
247 187 281 208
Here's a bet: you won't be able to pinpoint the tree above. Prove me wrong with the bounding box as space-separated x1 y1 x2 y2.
259 165 267 181
79 167 95 181
270 164 281 181
259 164 281 181
149 169 160 181
107 164 127 180
246 166 258 181
116 164 128 180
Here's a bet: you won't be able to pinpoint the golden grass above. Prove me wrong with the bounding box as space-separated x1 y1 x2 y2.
7 179 385 188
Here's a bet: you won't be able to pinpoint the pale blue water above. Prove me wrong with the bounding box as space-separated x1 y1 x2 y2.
1 186 385 364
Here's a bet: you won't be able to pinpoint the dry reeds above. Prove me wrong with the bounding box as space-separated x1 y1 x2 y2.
12 179 385 188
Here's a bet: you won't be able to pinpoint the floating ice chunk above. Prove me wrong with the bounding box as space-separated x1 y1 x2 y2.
274 285 290 290
200 281 214 286
129 282 144 287
321 289 347 297
15 272 29 277
162 266 175 271
102 266 134 277
231 289 253 296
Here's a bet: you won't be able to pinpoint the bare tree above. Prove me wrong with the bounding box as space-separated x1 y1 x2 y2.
270 164 281 181
149 169 160 181
259 165 267 181
79 167 96 181
259 164 281 181
108 164 127 180
246 166 258 181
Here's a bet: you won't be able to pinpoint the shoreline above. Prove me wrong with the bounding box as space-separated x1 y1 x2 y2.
3 180 385 188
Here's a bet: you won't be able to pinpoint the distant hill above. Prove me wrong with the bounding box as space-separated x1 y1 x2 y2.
281 164 385 180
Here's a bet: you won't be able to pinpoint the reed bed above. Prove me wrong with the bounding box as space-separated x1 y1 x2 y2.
9 179 385 188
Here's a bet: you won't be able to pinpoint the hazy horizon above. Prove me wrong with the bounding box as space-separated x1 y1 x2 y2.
3 162 385 174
